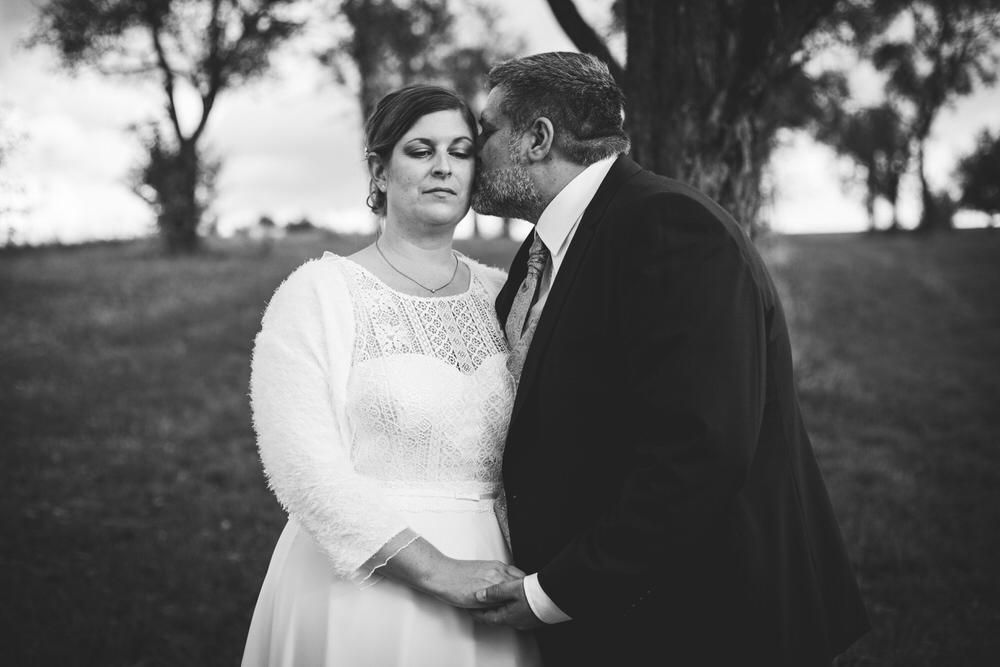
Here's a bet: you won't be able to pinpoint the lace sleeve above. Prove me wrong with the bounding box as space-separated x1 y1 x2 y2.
250 260 413 586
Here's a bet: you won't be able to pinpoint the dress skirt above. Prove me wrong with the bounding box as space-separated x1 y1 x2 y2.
241 497 542 667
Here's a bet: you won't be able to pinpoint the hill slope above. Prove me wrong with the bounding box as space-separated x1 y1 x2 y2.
1 230 997 665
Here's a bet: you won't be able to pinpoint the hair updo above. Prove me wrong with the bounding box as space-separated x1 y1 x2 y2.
363 85 478 217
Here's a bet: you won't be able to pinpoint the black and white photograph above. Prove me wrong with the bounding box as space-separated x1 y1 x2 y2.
2 1 999 665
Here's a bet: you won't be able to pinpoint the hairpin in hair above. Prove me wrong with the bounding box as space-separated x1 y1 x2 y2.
364 146 371 159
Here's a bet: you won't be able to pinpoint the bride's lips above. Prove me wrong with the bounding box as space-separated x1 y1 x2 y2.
424 187 457 195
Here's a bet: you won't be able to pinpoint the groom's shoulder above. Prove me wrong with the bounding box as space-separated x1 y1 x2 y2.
600 165 749 253
625 165 710 204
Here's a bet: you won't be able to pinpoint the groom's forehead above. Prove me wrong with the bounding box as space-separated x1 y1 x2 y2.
481 88 507 124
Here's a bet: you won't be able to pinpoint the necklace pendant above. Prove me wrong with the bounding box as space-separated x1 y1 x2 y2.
375 239 460 295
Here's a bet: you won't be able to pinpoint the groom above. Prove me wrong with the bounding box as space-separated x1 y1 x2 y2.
470 52 869 666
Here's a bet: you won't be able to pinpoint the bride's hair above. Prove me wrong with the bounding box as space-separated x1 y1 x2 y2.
363 85 478 217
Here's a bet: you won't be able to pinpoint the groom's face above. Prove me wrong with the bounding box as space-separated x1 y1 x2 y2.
471 87 544 221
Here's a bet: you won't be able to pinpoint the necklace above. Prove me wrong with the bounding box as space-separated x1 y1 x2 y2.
375 238 460 294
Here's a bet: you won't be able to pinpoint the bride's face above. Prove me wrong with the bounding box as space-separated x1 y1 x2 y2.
379 109 475 232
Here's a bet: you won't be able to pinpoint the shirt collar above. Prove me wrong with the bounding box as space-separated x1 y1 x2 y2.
535 156 618 258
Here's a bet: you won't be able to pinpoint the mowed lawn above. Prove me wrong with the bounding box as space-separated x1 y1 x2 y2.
1 229 998 665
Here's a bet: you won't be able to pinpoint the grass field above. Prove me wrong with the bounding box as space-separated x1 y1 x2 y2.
1 229 998 665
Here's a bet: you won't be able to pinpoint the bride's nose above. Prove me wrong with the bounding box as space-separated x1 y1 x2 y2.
431 153 452 177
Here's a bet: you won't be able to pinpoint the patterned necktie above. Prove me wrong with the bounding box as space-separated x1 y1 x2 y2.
505 233 550 381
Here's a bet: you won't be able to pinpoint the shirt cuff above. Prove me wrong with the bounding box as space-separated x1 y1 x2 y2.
523 572 572 624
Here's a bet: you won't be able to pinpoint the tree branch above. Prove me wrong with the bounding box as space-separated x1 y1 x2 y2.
94 62 161 77
192 0 225 144
545 0 625 85
150 22 185 143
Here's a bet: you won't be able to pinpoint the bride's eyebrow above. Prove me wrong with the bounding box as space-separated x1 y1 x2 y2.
403 136 473 146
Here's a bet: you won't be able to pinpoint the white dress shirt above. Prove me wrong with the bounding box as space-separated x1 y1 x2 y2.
519 155 618 624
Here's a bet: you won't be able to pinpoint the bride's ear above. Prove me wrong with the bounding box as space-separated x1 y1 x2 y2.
524 117 554 163
368 154 388 193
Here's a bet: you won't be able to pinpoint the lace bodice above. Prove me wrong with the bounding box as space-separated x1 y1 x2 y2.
342 261 515 503
250 253 513 585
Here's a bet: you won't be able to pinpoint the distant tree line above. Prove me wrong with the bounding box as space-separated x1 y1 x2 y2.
27 0 1000 252
957 130 1000 227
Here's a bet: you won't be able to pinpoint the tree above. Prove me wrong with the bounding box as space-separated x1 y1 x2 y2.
322 0 455 119
546 0 843 236
29 0 303 252
321 1 516 118
816 103 909 230
846 0 1000 231
320 0 519 236
956 129 1000 225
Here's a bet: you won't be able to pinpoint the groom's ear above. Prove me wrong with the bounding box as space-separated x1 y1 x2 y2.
524 117 554 163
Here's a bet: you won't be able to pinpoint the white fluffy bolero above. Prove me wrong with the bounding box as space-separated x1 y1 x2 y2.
250 251 513 586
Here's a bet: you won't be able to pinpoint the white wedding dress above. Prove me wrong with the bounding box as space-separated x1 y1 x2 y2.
242 253 541 667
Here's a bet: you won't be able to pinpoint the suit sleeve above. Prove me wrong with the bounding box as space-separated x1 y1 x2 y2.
537 191 768 618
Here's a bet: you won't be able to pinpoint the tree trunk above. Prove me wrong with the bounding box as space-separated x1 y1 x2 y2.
623 1 763 235
889 201 901 231
915 136 953 233
865 188 876 232
159 142 201 253
916 141 934 232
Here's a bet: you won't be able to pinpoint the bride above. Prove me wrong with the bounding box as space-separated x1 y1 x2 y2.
241 85 542 666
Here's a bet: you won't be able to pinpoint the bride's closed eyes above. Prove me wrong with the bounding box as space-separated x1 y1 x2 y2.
403 140 474 160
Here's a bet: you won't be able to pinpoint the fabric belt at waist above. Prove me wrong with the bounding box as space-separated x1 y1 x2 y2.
380 488 500 502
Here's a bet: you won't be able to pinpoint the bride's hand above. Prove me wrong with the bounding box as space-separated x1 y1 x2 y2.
427 558 526 609
375 537 525 609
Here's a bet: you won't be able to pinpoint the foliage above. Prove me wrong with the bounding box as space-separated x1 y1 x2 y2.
549 0 845 236
320 0 519 118
956 130 1000 220
130 123 221 250
29 0 304 252
286 217 316 232
836 0 1000 231
550 0 1000 236
318 0 520 238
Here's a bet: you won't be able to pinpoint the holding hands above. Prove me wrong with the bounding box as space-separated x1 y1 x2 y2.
470 578 546 630
428 557 527 609
376 536 530 611
374 534 543 627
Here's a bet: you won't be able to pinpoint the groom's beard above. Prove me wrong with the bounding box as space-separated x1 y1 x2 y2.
472 143 545 222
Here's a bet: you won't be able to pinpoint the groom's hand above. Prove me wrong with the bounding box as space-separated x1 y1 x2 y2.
469 579 545 630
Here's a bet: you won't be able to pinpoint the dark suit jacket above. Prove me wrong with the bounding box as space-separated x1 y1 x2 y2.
497 156 869 666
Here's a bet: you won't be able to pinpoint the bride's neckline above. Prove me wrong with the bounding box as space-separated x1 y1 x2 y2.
332 252 478 302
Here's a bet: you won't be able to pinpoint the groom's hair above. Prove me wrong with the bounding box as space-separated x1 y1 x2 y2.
486 52 631 166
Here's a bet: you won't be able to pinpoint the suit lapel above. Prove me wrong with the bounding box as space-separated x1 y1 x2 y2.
508 155 643 427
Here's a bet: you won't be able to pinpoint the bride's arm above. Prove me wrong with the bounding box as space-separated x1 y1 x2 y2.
251 260 410 584
251 259 519 602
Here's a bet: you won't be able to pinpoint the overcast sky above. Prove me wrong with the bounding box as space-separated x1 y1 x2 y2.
1 0 998 245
